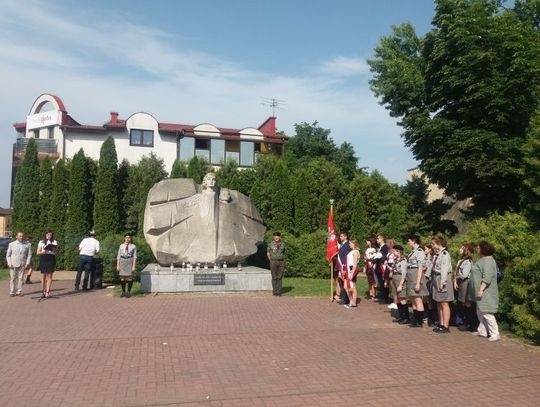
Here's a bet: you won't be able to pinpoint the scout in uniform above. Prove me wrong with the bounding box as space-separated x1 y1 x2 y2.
430 236 454 333
454 244 476 331
404 234 428 327
390 245 410 324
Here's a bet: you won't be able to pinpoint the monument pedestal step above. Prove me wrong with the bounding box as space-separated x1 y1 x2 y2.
140 264 272 293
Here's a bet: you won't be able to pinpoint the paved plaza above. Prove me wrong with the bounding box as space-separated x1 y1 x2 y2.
1 278 539 407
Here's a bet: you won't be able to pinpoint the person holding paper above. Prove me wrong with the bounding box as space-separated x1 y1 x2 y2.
37 230 58 298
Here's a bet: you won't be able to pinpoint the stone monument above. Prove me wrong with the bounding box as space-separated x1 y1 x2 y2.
140 173 271 292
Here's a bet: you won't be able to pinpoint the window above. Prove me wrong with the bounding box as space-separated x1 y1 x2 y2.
34 129 40 139
48 127 54 139
130 129 154 147
225 140 240 163
240 141 254 166
179 136 195 161
195 138 210 161
210 139 225 164
254 143 261 162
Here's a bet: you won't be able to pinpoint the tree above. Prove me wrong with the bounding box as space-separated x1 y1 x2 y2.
126 153 167 236
12 138 41 238
522 107 540 228
350 194 370 242
402 175 457 235
170 159 188 178
93 137 120 236
285 121 359 179
38 156 53 234
187 156 210 184
48 159 68 267
368 1 540 216
117 159 131 232
267 159 292 232
216 159 239 188
64 149 94 269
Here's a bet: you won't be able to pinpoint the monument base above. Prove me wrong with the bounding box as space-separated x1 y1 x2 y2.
140 264 272 293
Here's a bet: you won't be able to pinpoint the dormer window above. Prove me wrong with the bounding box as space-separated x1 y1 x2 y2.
130 129 154 147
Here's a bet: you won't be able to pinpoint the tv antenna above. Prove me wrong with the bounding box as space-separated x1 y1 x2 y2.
261 97 286 117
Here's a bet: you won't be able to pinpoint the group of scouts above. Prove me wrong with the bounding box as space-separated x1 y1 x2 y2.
335 232 501 341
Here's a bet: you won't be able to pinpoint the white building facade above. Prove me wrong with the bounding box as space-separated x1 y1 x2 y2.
12 94 285 201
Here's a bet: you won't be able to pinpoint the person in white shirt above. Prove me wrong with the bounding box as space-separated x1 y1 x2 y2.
75 230 100 291
6 231 32 297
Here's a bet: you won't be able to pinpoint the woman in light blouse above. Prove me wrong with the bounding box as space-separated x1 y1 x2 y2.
116 234 137 298
469 241 500 342
36 230 58 298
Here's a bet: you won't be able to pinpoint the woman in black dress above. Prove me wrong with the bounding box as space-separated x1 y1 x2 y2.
36 230 58 298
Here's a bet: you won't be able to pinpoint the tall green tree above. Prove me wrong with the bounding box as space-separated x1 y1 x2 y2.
350 194 370 242
216 159 239 188
522 107 540 228
267 159 292 232
117 159 131 232
187 156 210 184
93 137 120 236
170 159 188 178
64 149 93 269
12 138 41 238
285 122 359 179
48 159 68 267
126 153 167 236
292 170 311 235
38 156 53 234
369 0 540 216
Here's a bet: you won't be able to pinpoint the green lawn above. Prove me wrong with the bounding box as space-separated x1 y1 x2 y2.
0 269 9 280
282 276 369 297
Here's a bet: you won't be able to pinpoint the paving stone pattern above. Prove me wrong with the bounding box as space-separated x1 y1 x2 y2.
0 279 539 406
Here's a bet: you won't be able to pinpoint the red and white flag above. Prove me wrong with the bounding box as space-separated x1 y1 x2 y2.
326 206 339 263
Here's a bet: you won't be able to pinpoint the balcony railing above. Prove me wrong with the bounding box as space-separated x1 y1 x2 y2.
13 138 59 159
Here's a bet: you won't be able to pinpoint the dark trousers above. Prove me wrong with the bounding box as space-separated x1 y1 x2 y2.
270 260 284 295
76 255 94 289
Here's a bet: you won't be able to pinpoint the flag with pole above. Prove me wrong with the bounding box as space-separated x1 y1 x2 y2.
326 206 339 263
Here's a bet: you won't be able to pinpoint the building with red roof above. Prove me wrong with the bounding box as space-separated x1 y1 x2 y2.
11 94 285 202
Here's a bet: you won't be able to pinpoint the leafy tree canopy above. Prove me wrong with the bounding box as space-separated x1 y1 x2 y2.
369 0 540 216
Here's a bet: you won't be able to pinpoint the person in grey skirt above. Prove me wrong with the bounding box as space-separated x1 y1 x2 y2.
430 236 454 333
403 234 428 327
116 233 137 297
453 243 476 331
391 245 410 324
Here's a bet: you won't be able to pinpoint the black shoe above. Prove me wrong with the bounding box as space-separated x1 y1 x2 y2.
435 326 450 334
409 321 422 328
126 292 131 298
398 318 410 325
120 292 125 297
74 286 80 291
392 317 403 323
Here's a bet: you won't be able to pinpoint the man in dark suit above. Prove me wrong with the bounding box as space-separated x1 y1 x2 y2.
374 233 389 302
337 232 351 304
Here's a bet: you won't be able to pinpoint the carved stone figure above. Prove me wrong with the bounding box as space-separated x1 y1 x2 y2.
144 173 266 265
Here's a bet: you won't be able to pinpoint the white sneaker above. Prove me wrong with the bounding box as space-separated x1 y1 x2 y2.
387 303 398 309
472 331 488 338
487 336 500 342
344 304 351 309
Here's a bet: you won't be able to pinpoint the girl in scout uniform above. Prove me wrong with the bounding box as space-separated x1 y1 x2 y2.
401 234 428 327
423 244 437 326
454 244 476 331
430 236 454 333
390 245 410 324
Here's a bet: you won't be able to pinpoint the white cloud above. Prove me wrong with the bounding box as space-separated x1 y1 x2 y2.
315 56 371 77
0 0 416 208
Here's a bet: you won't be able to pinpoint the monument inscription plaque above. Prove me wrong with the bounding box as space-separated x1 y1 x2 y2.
193 273 226 286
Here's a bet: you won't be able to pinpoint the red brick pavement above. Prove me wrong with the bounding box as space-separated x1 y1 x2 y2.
0 279 539 407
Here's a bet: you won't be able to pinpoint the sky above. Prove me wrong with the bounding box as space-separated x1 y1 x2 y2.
0 0 436 208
